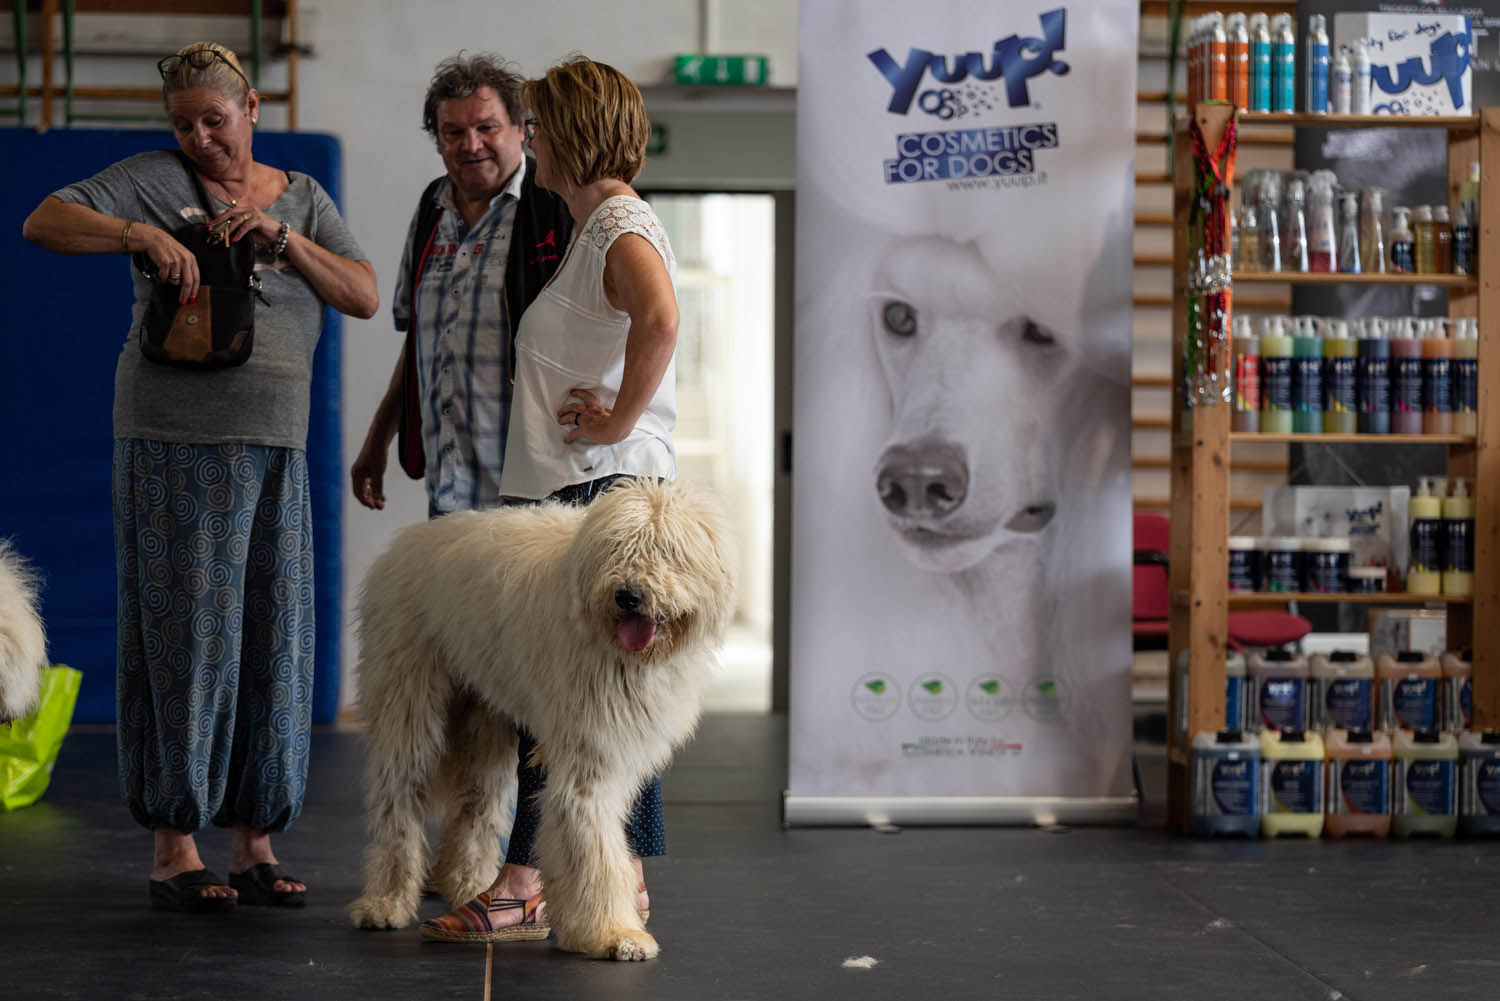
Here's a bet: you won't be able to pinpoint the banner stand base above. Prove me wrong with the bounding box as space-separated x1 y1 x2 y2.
781 793 1139 829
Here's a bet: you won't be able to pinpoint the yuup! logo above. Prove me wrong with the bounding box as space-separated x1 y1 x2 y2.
868 8 1069 119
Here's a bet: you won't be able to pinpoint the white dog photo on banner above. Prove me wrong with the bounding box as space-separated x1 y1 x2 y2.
789 0 1138 815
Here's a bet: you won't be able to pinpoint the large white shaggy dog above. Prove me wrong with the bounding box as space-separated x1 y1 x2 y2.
348 479 735 960
0 541 47 724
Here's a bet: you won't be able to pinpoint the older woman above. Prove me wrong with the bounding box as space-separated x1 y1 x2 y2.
420 56 679 944
22 41 377 912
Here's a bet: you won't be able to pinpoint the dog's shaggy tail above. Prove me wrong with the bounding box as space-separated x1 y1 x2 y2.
0 541 47 723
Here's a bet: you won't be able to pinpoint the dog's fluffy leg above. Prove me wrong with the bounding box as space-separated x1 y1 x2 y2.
348 650 453 930
538 750 659 961
0 542 46 724
429 692 520 908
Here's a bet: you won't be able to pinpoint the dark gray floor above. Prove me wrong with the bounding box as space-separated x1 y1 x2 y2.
2 715 1498 1000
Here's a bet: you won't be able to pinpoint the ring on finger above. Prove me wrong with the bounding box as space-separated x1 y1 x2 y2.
573 414 580 427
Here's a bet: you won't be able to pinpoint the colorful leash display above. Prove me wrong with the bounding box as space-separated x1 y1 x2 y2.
1185 111 1238 406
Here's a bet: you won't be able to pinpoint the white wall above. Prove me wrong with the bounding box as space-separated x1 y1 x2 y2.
292 0 798 708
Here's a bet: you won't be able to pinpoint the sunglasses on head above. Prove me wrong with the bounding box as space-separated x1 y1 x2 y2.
158 48 251 92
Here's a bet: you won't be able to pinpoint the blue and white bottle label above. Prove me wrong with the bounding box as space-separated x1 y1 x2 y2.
1325 678 1372 731
1260 677 1305 730
1332 758 1390 816
1397 758 1455 817
1266 758 1322 814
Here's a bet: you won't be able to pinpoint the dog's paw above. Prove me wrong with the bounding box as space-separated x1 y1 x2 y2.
604 927 659 962
348 893 416 930
430 866 495 910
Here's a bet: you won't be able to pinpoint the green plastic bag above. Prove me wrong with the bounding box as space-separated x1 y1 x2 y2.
0 665 83 811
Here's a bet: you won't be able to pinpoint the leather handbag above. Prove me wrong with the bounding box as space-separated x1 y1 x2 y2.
134 152 261 369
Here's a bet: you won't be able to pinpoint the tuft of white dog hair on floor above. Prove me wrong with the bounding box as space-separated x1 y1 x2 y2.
842 956 879 969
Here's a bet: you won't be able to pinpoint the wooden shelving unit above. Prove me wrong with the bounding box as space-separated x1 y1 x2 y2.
1165 105 1500 830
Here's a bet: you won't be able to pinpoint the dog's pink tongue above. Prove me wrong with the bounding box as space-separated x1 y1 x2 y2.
618 614 656 652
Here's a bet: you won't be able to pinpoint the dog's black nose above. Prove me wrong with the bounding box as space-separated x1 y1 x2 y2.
614 587 644 612
876 441 968 518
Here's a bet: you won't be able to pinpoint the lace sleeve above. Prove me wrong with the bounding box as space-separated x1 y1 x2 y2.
588 198 676 271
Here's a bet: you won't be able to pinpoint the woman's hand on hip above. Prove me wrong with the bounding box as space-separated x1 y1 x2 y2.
208 204 280 248
142 226 201 305
558 389 620 445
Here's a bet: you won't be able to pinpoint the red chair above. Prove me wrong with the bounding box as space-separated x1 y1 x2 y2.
1133 512 1311 651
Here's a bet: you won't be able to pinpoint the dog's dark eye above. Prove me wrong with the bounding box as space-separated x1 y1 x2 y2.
1021 319 1056 346
882 300 917 337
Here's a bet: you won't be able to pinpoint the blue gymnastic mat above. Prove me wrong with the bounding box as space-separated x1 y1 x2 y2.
0 129 344 725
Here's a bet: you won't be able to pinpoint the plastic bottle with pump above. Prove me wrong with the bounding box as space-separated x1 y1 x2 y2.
1453 316 1478 437
1271 14 1296 113
1389 206 1415 273
1283 175 1309 272
1360 188 1386 275
1305 14 1330 114
1433 205 1454 273
1422 318 1454 435
1337 192 1361 274
1232 315 1260 432
1249 13 1272 113
1407 478 1444 596
1307 171 1337 272
1442 478 1474 597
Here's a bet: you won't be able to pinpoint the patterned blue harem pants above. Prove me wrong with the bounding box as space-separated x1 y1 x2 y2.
113 439 314 834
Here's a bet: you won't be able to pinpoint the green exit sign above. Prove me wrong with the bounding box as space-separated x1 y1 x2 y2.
646 123 668 156
673 54 770 87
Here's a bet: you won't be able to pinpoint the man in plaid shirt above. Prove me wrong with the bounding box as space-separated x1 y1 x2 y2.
352 54 571 515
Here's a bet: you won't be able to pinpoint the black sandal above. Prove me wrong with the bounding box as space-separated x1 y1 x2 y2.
229 862 307 907
149 869 238 912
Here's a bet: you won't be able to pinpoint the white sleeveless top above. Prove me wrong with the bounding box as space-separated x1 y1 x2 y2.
499 195 678 499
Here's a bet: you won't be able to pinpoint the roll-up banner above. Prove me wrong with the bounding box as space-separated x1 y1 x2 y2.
787 1 1140 826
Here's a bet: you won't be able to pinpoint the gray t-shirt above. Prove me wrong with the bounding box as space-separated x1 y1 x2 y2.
54 151 367 449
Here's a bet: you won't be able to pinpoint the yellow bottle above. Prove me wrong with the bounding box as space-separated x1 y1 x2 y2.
1392 729 1458 838
1260 728 1325 837
1443 477 1474 596
1407 478 1443 595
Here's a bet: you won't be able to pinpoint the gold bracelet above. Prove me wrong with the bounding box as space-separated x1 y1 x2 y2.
120 219 134 255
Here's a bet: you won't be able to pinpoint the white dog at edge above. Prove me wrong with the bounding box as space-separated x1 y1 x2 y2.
348 479 736 960
0 541 47 724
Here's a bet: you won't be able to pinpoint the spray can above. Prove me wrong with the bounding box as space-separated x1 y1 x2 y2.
1260 729 1325 838
1305 14 1330 114
1378 649 1441 730
1337 192 1361 274
1227 13 1250 112
1360 187 1386 275
1442 479 1474 597
1459 730 1500 837
1389 318 1424 434
1407 479 1444 596
1422 319 1454 435
1392 729 1458 838
1352 41 1372 115
1323 318 1357 433
1310 650 1375 731
1389 206 1415 273
1250 13 1273 113
1441 649 1472 732
1209 13 1228 103
1325 728 1392 838
1331 46 1353 115
1259 317 1293 433
1191 730 1262 837
1231 315 1260 432
1291 317 1324 433
1454 317 1478 437
1356 317 1391 434
1271 14 1296 114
